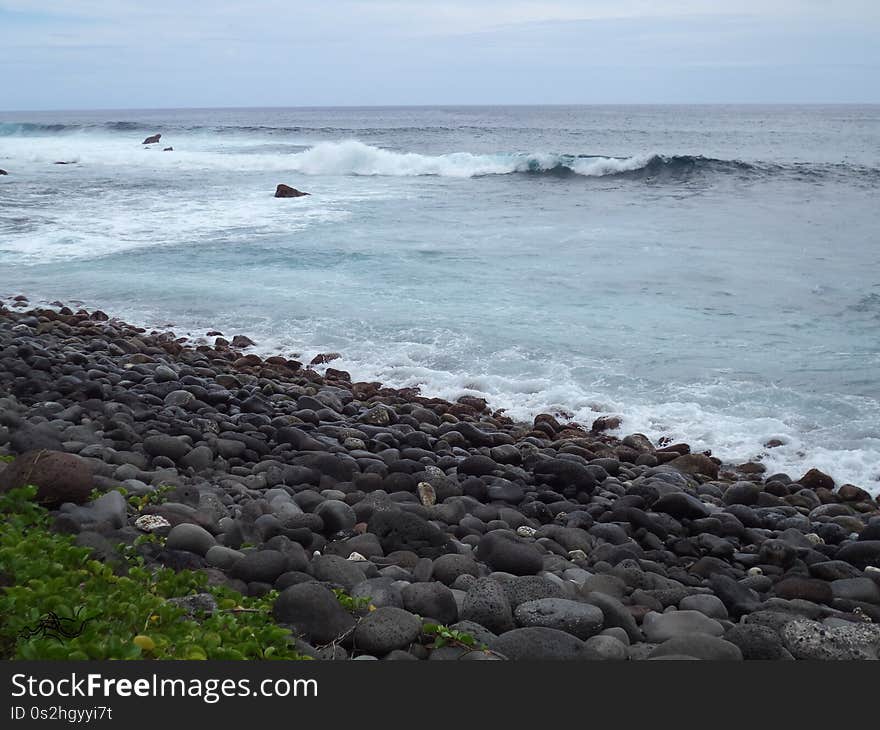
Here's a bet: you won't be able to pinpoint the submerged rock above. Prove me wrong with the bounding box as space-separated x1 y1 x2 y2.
143 134 161 144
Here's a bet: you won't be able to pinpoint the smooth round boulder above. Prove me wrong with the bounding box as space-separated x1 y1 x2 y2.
230 549 288 584
475 530 544 575
679 594 729 620
642 610 724 643
649 635 743 661
143 434 191 462
401 582 458 624
315 499 357 534
514 598 604 640
580 634 628 661
491 627 585 660
165 523 216 556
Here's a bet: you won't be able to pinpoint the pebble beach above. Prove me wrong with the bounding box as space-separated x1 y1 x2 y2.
2 296 880 661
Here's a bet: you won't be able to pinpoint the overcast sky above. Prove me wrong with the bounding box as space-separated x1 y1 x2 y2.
2 1 879 110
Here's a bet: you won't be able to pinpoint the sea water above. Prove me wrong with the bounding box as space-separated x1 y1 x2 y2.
1 105 878 492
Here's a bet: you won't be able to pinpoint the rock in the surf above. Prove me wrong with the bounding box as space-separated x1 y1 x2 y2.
275 184 310 198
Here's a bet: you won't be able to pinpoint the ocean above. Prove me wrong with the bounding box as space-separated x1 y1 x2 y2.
1 105 878 493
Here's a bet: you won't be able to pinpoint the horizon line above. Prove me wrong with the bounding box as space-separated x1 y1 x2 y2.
3 101 880 115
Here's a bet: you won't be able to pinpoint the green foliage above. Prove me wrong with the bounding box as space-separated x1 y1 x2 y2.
0 454 14 463
0 486 306 661
423 623 486 651
332 587 373 614
127 484 174 511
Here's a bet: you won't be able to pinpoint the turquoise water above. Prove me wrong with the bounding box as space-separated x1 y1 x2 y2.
1 105 879 491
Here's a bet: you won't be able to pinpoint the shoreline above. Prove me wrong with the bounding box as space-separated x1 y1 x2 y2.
2 292 870 495
2 296 880 660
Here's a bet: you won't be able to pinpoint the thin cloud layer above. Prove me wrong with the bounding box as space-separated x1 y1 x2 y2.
1 1 878 108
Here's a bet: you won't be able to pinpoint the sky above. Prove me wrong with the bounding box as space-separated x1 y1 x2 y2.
1 0 879 110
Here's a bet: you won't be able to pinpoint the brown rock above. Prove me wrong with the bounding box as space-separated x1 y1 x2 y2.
310 352 341 365
838 483 874 503
458 396 488 413
798 468 835 491
0 450 94 506
274 184 310 198
667 453 720 479
534 413 562 433
765 439 785 449
143 134 161 144
231 335 255 348
656 443 691 456
591 415 622 432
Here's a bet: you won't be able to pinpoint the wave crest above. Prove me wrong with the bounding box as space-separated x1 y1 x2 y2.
284 140 754 179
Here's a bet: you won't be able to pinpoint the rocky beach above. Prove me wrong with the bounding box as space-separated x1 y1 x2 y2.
2 296 880 661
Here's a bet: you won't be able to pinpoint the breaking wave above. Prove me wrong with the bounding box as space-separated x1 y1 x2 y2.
281 140 759 179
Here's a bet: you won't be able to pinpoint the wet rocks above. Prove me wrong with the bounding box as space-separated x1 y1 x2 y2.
798 468 835 491
2 299 879 661
275 184 310 198
142 134 161 144
666 453 719 479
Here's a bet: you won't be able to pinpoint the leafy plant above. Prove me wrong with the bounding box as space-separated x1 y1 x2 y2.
423 623 486 651
127 484 174 511
0 454 14 463
0 486 306 660
332 587 374 613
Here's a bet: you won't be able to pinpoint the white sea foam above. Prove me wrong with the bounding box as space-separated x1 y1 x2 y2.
236 329 880 496
1 134 655 178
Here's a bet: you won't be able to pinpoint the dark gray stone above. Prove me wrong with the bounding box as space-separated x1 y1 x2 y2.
460 578 516 634
491 627 585 660
311 554 366 591
476 529 544 575
514 598 604 640
272 583 356 644
402 582 458 624
353 607 422 655
649 635 743 661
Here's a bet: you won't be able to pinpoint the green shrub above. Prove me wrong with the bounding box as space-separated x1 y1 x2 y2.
0 486 306 660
